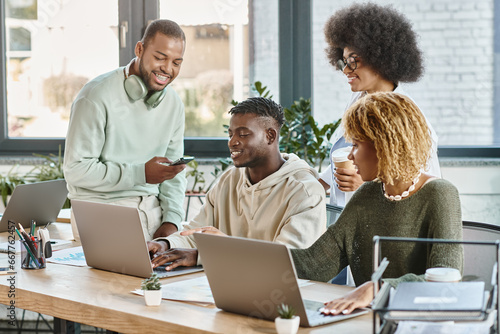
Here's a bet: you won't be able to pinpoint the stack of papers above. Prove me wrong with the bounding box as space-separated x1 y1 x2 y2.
394 320 492 334
131 276 313 306
132 276 215 306
394 309 496 334
385 281 487 321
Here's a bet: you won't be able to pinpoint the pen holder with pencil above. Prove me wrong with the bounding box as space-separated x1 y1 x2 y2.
20 238 45 269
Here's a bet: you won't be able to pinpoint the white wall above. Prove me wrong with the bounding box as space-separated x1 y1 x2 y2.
311 0 496 146
441 162 500 225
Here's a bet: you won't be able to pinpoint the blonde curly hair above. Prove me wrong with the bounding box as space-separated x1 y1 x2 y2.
342 92 431 185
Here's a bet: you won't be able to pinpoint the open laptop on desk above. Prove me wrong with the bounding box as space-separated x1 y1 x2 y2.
71 199 203 278
0 179 68 232
194 233 368 327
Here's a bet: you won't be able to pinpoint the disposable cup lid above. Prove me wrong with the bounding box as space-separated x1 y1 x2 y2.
331 146 352 163
425 267 461 282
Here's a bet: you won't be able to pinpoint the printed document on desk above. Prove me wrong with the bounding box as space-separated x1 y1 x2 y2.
48 246 205 278
132 276 313 306
48 246 87 266
394 317 494 334
133 276 215 305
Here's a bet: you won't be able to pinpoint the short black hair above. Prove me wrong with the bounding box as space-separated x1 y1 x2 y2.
229 97 284 129
142 19 186 46
324 2 423 83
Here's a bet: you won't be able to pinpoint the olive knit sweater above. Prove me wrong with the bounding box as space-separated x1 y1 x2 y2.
291 179 463 287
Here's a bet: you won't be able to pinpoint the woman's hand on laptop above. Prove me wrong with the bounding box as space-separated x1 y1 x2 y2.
151 248 198 270
147 240 169 256
319 281 374 316
180 226 227 237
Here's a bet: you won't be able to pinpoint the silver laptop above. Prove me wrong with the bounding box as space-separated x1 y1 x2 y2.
194 233 368 327
0 179 68 232
71 199 203 278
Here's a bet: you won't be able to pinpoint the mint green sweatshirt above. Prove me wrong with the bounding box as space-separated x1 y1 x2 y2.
63 67 187 227
291 179 463 287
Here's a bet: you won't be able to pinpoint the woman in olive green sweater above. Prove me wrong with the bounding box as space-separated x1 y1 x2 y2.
291 92 463 316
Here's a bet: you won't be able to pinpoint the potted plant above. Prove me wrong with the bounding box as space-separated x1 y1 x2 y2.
0 145 71 210
233 81 340 172
275 303 300 334
141 273 162 306
279 97 340 172
185 160 207 194
0 166 26 209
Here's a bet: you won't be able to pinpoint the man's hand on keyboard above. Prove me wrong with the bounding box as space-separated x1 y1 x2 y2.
151 248 198 270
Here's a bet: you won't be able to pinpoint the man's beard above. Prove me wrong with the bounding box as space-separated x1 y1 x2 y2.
138 61 158 92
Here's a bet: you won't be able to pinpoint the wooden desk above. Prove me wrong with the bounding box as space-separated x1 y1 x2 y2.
56 208 72 223
0 225 372 333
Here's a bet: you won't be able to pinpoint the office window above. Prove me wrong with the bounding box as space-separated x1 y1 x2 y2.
1 0 494 156
312 0 499 147
3 0 119 138
159 0 279 138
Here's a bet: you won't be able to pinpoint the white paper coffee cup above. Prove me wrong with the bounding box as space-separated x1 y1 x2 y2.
425 267 461 282
332 147 354 170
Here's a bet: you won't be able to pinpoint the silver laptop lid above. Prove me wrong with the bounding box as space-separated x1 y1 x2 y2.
0 179 68 232
194 233 310 325
71 199 154 278
195 233 370 327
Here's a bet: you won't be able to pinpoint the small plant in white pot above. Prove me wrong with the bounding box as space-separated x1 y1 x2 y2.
275 303 300 334
141 273 162 306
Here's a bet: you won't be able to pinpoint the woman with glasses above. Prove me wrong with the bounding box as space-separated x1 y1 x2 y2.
318 3 441 207
292 92 462 316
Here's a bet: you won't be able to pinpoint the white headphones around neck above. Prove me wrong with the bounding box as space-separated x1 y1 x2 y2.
123 59 166 108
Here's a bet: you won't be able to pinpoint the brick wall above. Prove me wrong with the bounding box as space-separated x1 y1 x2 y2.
311 0 495 145
251 0 280 101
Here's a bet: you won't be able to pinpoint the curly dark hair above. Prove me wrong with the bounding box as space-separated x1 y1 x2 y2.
229 97 284 129
324 2 423 83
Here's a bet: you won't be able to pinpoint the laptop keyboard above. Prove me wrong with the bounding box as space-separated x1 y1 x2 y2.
303 299 369 326
304 299 335 326
152 264 203 278
153 265 171 278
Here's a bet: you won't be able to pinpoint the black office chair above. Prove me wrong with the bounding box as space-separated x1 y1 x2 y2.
326 204 350 284
462 221 500 291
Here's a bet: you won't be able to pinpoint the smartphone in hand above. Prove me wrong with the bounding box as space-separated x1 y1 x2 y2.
170 156 195 165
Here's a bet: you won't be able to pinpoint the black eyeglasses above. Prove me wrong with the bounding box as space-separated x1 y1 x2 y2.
337 56 360 71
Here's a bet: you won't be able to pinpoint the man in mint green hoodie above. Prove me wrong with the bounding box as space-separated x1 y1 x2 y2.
64 20 187 241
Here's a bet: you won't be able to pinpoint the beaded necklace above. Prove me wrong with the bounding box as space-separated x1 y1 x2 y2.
383 172 421 201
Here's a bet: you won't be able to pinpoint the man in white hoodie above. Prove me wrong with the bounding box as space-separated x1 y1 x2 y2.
148 97 326 270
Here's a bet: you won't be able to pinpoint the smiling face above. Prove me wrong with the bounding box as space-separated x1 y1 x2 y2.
347 139 379 181
342 47 393 94
135 32 185 92
227 113 272 168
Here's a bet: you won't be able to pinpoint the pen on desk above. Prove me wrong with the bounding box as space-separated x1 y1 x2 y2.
19 226 39 265
33 236 44 265
14 227 23 241
30 220 36 236
31 235 41 258
14 228 30 267
15 227 32 267
17 224 40 268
